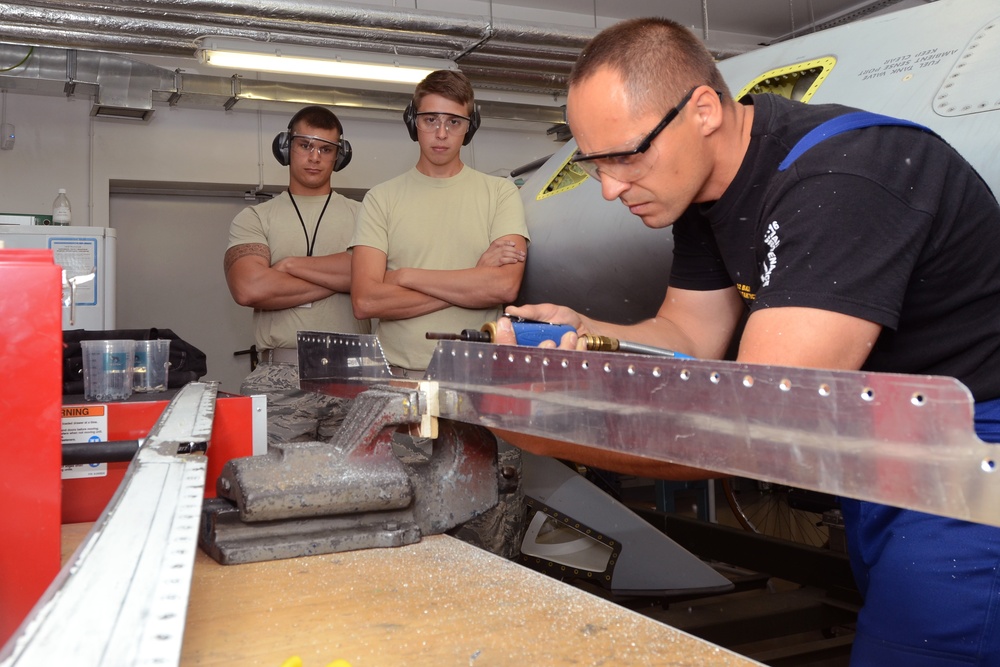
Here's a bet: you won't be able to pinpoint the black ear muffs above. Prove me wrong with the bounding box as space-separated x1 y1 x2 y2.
332 138 352 172
463 105 481 146
403 101 482 146
272 130 353 172
403 101 419 142
272 130 292 166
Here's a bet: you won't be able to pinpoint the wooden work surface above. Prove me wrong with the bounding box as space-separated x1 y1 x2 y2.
62 523 761 667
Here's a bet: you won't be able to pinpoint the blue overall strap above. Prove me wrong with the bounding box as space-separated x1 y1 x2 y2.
778 111 933 172
975 396 1000 442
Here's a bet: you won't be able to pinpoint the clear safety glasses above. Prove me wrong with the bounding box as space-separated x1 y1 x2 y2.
291 134 341 159
414 112 471 134
571 86 700 183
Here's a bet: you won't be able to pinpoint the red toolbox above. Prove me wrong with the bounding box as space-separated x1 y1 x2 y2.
61 392 263 524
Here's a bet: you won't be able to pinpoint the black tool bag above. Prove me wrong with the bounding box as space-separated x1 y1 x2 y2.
63 328 208 395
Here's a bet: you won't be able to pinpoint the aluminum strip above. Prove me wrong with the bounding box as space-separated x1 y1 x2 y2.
422 341 1000 528
0 382 218 667
297 331 398 398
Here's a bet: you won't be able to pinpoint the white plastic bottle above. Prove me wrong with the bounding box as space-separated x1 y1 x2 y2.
52 188 72 226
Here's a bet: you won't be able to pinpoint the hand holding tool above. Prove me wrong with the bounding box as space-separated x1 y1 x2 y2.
426 315 576 347
427 316 693 359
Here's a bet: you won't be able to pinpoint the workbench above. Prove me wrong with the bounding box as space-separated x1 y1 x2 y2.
62 523 762 667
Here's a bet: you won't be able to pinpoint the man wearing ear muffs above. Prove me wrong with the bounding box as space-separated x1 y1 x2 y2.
224 105 370 447
349 70 530 557
350 70 529 374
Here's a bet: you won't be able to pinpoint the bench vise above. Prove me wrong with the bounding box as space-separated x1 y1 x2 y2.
199 385 500 565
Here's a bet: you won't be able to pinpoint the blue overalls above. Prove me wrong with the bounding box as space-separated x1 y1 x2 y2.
840 401 1000 666
784 111 1000 665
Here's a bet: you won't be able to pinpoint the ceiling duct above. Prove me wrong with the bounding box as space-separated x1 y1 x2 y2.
0 0 614 96
0 43 567 128
0 46 162 120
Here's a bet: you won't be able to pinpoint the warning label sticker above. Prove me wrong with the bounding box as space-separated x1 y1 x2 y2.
61 404 109 479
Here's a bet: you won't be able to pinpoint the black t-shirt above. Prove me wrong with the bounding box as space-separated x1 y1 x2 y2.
670 94 1000 401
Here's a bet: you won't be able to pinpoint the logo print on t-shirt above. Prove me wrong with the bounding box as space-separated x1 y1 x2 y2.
761 220 781 287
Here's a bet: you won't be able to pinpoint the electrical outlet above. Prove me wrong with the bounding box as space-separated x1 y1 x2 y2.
0 123 13 150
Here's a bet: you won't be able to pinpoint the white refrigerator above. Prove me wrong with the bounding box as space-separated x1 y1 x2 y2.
0 226 116 330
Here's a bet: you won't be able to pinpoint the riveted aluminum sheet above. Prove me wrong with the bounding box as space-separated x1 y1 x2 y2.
297 330 404 398
423 341 1000 528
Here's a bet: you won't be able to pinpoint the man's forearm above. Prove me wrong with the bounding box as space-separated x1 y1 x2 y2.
273 254 352 293
395 266 521 309
227 251 335 310
352 280 450 320
252 274 335 310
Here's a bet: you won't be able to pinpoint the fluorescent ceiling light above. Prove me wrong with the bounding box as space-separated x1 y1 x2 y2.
197 39 456 85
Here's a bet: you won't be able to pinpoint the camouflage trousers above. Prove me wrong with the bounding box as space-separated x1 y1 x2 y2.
241 362 350 447
392 431 525 559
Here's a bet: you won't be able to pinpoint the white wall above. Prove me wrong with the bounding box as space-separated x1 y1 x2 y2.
0 91 559 225
0 94 93 221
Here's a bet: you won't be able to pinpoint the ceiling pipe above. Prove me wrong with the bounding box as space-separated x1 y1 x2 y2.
0 1 596 57
54 0 597 47
0 0 747 96
0 42 567 126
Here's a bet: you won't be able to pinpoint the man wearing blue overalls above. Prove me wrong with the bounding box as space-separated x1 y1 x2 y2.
500 17 1000 667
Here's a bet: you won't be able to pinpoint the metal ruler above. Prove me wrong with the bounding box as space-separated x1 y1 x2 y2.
0 382 218 666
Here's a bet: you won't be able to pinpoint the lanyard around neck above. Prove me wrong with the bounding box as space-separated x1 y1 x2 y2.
288 192 333 257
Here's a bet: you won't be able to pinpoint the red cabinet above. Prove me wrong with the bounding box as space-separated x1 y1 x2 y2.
0 249 62 645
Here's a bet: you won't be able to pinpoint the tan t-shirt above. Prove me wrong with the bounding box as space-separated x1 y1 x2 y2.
228 191 370 350
350 166 529 370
